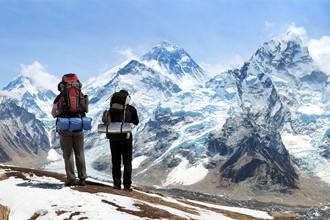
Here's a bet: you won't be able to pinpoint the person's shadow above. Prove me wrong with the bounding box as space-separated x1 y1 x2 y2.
16 181 64 190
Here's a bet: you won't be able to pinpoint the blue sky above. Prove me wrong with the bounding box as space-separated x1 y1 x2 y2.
1 0 330 90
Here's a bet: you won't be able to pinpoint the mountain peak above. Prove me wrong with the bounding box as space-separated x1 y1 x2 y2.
141 40 181 61
1 74 56 122
157 40 179 52
141 41 208 87
278 26 307 44
3 75 33 91
250 26 313 75
267 26 308 53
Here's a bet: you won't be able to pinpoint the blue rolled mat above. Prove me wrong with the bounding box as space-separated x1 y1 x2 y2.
57 118 69 131
68 118 82 131
82 116 92 130
57 117 92 131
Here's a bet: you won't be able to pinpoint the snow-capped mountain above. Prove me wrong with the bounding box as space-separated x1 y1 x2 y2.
2 75 56 124
81 59 182 151
0 96 50 165
204 29 329 190
141 40 209 90
246 28 330 183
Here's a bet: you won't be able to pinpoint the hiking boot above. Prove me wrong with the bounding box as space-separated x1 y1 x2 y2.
79 179 86 186
123 187 132 192
114 185 121 190
65 180 76 187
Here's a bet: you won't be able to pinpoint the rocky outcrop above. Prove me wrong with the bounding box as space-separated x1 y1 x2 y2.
0 204 10 220
208 114 299 190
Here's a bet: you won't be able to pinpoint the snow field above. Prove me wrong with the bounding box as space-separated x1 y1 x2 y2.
0 167 276 220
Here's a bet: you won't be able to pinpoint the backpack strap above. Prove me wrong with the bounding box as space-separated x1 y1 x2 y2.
122 95 130 123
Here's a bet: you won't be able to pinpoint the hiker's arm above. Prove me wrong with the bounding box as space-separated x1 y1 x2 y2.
132 107 139 126
51 104 56 118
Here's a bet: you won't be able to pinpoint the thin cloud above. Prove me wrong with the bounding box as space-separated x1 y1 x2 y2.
201 54 244 77
264 21 275 37
265 21 274 28
285 25 307 41
119 48 137 60
20 61 59 92
309 35 330 75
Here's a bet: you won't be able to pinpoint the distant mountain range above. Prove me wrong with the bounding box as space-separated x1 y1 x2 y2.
0 29 329 201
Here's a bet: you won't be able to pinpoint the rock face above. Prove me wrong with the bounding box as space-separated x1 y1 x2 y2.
207 114 298 190
0 204 10 220
205 57 299 189
0 96 50 165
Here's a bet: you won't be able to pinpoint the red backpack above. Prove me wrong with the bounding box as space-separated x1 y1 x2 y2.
56 73 89 118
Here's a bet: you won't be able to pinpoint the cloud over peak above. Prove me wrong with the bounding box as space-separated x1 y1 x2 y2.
20 61 59 92
309 35 330 75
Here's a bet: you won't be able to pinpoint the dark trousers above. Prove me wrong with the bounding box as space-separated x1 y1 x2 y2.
59 130 87 182
110 139 132 188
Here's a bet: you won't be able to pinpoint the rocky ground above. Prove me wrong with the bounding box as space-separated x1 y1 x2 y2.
133 164 330 219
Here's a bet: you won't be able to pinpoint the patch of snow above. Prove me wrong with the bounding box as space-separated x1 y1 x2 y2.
132 156 147 169
187 199 273 219
281 130 330 183
163 157 208 186
47 149 62 161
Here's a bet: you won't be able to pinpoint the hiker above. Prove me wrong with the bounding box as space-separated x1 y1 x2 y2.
51 73 89 187
104 90 139 191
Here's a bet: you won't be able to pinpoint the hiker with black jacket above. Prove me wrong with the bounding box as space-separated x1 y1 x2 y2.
51 73 88 187
104 90 139 191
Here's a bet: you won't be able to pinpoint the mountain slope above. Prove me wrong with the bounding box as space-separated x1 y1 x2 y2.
0 96 50 165
0 165 280 220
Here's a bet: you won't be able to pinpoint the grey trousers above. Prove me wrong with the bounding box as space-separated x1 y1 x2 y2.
59 130 87 181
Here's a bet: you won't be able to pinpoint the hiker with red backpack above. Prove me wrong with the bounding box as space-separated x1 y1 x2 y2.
100 90 139 191
51 73 90 187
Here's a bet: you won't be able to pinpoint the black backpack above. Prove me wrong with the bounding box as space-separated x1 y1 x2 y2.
102 91 130 125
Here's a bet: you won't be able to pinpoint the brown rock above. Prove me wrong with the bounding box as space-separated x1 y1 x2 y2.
0 204 10 220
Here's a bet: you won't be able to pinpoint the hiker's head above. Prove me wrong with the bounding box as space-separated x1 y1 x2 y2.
119 90 129 95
